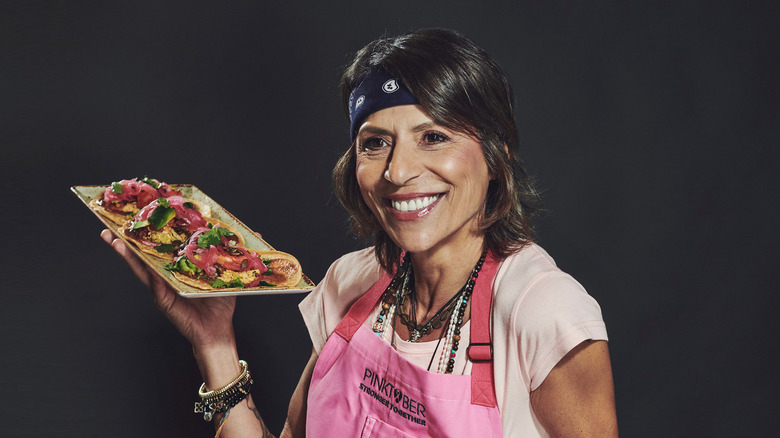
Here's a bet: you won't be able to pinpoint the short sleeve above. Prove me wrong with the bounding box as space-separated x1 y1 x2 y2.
298 248 383 353
512 272 608 390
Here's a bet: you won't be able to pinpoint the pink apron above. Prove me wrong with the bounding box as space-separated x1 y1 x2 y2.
306 253 504 437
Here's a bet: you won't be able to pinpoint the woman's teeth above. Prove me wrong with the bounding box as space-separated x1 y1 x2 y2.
391 195 439 212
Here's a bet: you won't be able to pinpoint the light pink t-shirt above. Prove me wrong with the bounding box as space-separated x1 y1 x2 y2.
299 244 608 437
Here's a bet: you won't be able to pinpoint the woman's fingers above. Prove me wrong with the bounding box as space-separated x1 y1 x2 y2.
99 228 115 245
149 271 179 314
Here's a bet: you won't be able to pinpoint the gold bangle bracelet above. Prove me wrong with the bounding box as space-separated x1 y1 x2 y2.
198 360 249 399
194 360 253 421
200 374 252 404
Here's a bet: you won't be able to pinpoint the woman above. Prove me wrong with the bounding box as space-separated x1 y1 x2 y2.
103 29 617 437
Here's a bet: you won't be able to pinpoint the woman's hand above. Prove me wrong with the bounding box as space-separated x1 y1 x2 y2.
99 229 237 351
101 229 284 435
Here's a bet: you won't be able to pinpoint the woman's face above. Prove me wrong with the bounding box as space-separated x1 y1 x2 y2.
355 104 491 257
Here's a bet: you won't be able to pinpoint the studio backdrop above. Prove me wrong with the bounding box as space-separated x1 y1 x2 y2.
3 1 778 436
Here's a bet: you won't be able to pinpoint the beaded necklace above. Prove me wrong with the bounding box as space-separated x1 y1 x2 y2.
372 251 487 374
397 268 464 342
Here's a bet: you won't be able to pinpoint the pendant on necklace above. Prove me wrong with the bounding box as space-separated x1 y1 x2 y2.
410 330 420 342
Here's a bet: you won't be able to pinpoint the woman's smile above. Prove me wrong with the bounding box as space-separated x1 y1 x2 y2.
385 193 442 218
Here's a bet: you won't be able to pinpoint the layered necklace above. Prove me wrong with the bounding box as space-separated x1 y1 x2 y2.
372 251 487 374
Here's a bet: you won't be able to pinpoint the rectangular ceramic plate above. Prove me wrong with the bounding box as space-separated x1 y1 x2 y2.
72 185 316 298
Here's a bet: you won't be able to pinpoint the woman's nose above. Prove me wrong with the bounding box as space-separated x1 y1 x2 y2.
384 138 422 186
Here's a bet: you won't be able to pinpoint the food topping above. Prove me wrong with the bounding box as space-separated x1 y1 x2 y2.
148 226 187 245
132 196 207 232
215 269 264 287
100 177 182 212
169 227 268 285
259 257 299 287
123 196 208 254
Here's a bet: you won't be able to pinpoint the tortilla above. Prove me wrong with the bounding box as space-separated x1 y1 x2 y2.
90 194 212 226
122 217 244 261
90 196 134 225
171 250 302 290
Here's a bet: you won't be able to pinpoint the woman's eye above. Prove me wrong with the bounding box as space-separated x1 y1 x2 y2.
360 137 390 151
422 132 450 144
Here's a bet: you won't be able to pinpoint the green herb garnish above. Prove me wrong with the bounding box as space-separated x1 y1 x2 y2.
183 201 195 209
111 181 123 194
140 176 159 189
210 278 245 288
263 270 274 276
210 279 228 288
197 227 235 249
258 281 277 287
157 197 170 208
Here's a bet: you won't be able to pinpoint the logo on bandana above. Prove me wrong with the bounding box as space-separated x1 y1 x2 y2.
382 79 399 93
355 95 365 109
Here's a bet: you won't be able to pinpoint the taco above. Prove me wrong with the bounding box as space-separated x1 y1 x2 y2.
122 196 240 260
165 227 302 290
90 177 210 225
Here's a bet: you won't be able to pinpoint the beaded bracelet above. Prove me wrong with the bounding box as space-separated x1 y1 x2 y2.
194 360 253 421
198 379 253 421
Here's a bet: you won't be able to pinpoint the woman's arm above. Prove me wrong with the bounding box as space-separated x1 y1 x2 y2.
530 340 618 437
279 348 319 437
196 344 271 437
212 348 318 438
100 230 315 437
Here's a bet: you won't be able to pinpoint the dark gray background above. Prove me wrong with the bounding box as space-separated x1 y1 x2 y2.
3 1 778 436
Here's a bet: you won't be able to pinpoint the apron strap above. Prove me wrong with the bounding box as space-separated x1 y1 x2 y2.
333 270 393 341
468 251 500 407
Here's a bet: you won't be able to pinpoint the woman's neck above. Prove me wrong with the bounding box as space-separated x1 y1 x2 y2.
407 235 485 316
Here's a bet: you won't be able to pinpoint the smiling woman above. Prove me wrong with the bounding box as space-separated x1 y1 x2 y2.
103 28 617 437
333 31 543 274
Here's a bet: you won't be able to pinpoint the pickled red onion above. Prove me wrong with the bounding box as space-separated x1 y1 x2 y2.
134 196 206 232
177 227 268 279
102 178 182 209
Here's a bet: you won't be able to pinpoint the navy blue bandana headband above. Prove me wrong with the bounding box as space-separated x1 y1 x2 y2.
348 71 418 141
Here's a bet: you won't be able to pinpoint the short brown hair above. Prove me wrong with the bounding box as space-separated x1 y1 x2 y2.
333 29 542 272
